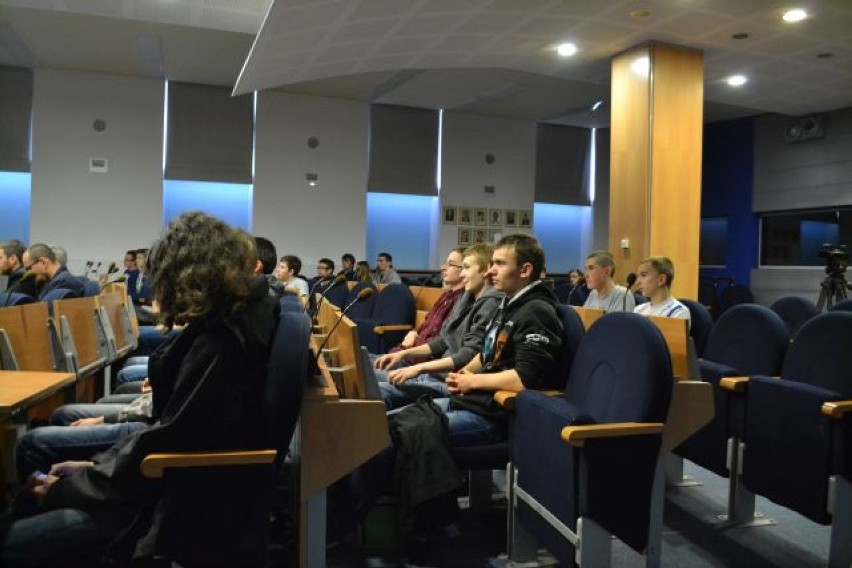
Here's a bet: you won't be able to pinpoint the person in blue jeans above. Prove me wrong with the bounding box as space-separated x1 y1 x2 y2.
1 212 280 567
437 233 563 447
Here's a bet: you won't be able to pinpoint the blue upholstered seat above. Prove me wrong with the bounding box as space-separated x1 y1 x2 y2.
0 292 35 307
678 298 713 357
828 298 852 312
510 312 672 565
139 310 309 566
353 283 414 354
771 295 820 336
736 312 852 565
344 281 377 319
676 304 789 479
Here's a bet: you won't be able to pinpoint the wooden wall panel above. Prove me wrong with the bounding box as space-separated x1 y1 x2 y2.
649 45 703 299
610 45 652 276
610 43 703 298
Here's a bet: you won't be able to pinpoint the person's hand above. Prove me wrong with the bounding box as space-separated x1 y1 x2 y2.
70 416 105 427
48 460 94 477
446 371 477 395
374 352 404 370
387 365 421 386
141 378 152 394
399 331 418 349
29 471 59 503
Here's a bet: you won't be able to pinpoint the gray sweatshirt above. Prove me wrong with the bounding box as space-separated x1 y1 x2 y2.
427 287 504 371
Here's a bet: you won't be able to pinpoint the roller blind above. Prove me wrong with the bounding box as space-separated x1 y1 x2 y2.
0 66 33 172
534 123 590 205
164 82 253 184
368 104 438 196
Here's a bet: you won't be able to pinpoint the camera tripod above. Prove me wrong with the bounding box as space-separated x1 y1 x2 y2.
816 273 851 311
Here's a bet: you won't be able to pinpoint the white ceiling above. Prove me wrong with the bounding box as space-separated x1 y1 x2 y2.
1 0 850 126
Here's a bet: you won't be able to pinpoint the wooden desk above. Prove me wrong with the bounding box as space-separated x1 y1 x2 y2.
0 371 77 420
294 342 389 567
0 370 77 501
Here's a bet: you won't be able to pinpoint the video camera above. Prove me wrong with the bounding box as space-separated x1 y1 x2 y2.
818 243 848 278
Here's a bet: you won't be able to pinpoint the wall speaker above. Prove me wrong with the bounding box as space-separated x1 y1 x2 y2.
92 119 107 132
784 116 824 143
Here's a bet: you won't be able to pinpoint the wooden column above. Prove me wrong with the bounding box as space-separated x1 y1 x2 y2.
609 43 703 299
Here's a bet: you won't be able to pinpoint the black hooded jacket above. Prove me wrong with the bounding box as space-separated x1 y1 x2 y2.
450 279 562 418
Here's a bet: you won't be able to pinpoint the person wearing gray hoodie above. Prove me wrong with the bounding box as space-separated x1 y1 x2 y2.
375 243 503 409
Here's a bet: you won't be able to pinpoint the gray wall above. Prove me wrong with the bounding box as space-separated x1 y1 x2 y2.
750 107 852 305
753 108 852 212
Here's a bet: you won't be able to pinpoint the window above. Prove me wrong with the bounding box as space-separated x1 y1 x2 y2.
760 208 852 266
699 218 727 266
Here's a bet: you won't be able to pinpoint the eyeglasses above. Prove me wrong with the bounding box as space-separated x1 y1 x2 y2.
316 266 330 271
446 262 464 269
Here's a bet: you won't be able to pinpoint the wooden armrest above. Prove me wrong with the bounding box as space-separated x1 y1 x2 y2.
373 324 413 334
494 389 562 411
561 422 664 447
719 376 750 392
140 449 276 479
822 400 852 419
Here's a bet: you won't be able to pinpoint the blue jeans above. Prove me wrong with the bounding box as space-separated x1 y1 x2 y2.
51 403 127 426
379 372 450 410
1 507 135 567
15 421 149 480
434 398 507 448
115 363 148 385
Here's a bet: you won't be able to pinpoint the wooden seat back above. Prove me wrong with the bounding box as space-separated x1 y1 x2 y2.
99 291 136 358
52 296 108 374
0 302 55 371
571 306 605 330
647 315 697 381
314 300 367 399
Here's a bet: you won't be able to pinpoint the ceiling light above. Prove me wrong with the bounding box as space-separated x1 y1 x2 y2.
727 75 747 87
591 100 604 112
556 42 577 57
631 56 650 77
782 8 807 22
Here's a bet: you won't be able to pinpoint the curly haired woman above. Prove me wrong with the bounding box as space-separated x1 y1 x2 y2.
2 212 280 567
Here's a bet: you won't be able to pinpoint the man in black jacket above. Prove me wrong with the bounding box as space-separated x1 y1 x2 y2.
0 240 28 293
22 243 85 299
440 233 562 446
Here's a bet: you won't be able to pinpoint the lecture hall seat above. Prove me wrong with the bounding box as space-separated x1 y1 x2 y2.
770 295 820 336
138 310 309 566
723 311 852 567
508 312 673 567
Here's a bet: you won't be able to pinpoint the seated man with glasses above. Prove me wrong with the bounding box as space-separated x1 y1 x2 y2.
22 243 85 300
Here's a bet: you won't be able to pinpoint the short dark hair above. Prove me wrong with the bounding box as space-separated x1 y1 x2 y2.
254 237 277 275
378 252 392 263
125 250 137 260
281 255 302 276
496 234 545 281
1 240 26 261
318 257 334 271
341 253 355 264
26 243 56 263
147 212 255 326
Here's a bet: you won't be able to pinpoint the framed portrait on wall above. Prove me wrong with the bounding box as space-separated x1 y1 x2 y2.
519 209 532 228
458 207 472 225
442 206 457 225
474 208 487 226
504 209 517 227
489 229 501 242
458 228 471 246
488 208 503 227
474 229 487 244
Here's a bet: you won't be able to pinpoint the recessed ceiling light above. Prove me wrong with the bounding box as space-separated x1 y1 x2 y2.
731 32 750 40
556 42 578 57
782 8 807 22
591 100 604 112
727 75 747 87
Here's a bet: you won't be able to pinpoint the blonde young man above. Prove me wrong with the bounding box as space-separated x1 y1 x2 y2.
633 256 691 327
582 250 635 312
